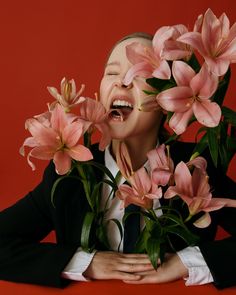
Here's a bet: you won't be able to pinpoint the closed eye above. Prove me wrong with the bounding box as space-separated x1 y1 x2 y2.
106 71 119 76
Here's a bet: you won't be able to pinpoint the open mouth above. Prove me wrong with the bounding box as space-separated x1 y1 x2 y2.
109 99 133 121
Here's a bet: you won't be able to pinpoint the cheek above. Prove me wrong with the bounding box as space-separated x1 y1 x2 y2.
133 80 154 100
99 79 109 108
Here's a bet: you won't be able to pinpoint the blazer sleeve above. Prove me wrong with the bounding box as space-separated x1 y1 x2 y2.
0 161 78 288
198 162 236 289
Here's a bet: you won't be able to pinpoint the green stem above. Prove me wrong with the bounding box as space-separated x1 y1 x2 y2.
184 214 193 223
189 151 200 161
77 164 94 211
149 208 159 222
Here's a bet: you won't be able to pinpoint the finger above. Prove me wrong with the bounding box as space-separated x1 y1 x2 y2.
123 271 159 284
120 257 153 265
133 270 157 276
120 253 150 259
123 277 155 284
118 263 154 273
111 271 141 281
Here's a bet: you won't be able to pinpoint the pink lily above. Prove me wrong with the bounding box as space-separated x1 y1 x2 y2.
47 77 85 111
78 97 111 151
157 61 221 134
115 141 133 180
164 161 236 228
20 104 93 175
123 26 174 85
161 24 193 61
116 167 162 209
177 8 236 76
147 144 174 186
187 156 207 171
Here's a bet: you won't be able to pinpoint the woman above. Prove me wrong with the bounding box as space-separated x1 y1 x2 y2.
0 33 236 289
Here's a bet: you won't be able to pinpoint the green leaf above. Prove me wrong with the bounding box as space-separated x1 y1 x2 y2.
134 228 150 253
84 131 91 148
81 211 96 251
146 77 176 92
107 219 123 251
207 126 220 167
96 224 111 250
166 226 199 246
187 53 201 72
90 182 103 212
222 106 236 127
219 142 230 173
143 89 159 95
159 212 184 226
212 67 231 106
86 161 118 189
146 237 161 270
164 132 180 145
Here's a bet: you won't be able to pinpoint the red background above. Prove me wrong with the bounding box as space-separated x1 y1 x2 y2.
0 1 236 294
0 0 235 209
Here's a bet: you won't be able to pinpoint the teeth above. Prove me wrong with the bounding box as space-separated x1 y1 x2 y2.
112 99 133 108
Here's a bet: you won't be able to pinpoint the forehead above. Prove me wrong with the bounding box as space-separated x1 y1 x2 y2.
107 37 152 63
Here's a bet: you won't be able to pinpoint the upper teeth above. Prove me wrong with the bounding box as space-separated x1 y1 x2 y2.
112 100 133 108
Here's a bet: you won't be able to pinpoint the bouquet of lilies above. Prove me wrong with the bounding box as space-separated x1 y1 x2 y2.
123 8 236 173
20 8 236 269
20 78 120 250
115 142 236 268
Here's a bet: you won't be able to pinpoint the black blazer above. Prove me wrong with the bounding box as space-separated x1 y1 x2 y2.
0 142 235 289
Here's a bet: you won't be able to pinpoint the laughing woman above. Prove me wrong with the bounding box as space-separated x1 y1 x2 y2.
0 31 236 290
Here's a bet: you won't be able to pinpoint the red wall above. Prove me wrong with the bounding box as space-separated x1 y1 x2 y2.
0 0 236 209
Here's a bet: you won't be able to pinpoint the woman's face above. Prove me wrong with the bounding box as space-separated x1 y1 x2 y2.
100 37 162 142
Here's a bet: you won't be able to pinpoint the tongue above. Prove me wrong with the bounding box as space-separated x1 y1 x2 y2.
110 107 133 120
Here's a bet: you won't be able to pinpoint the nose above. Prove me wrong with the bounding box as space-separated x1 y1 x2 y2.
114 79 132 89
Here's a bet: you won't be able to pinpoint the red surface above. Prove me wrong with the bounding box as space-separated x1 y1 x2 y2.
0 0 236 292
0 279 236 295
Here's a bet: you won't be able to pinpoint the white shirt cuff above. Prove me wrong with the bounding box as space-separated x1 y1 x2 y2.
177 246 214 286
62 248 96 281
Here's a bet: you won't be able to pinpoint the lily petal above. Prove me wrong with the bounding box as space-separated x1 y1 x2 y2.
193 100 221 127
152 60 171 79
190 64 218 99
116 141 133 180
173 161 193 196
53 150 71 175
129 167 152 194
172 61 196 86
169 108 193 135
204 56 230 76
177 32 206 57
62 122 83 148
193 212 211 228
30 146 55 160
157 86 193 112
123 62 153 85
153 26 174 55
67 145 93 162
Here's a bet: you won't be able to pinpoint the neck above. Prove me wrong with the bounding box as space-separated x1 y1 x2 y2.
111 132 158 171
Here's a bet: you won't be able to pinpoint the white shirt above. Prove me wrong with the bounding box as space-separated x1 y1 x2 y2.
62 146 213 285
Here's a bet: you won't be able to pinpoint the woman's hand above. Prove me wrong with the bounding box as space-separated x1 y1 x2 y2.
83 251 154 281
123 253 188 284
